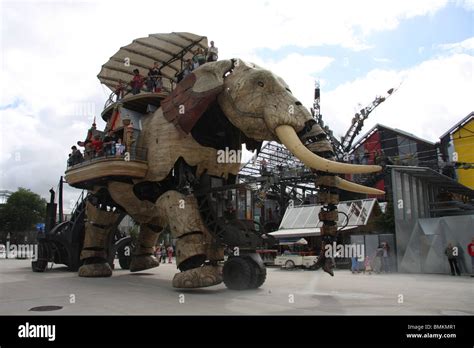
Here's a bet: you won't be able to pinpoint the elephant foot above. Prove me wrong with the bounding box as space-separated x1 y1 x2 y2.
172 265 223 289
78 260 112 278
130 255 160 272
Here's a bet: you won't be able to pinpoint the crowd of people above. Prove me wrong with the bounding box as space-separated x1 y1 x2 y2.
68 122 129 167
114 41 219 99
349 240 474 276
154 245 174 264
351 242 391 274
445 240 474 277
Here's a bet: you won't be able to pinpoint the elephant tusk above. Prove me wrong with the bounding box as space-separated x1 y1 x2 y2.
335 177 385 195
275 125 382 174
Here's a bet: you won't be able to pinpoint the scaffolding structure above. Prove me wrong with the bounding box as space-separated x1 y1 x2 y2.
311 81 398 161
238 142 318 206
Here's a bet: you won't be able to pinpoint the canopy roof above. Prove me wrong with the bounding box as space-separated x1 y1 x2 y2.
97 32 208 93
269 198 378 239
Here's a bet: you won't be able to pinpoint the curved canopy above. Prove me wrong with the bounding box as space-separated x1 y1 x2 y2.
97 32 208 93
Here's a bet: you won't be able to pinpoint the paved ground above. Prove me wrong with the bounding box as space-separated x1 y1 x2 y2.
0 259 472 315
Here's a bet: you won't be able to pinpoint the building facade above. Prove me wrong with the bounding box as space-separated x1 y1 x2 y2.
346 124 438 201
439 112 474 189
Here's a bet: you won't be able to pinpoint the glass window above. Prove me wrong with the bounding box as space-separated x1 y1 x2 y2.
237 189 246 219
402 173 412 219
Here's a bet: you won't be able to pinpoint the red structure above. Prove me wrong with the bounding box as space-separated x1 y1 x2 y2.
346 124 438 200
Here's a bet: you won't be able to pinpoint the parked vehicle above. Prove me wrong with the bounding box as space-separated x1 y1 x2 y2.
274 254 318 270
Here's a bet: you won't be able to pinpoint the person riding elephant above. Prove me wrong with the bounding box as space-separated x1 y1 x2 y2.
77 59 383 288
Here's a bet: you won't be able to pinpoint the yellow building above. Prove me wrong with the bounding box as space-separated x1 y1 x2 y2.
440 112 474 189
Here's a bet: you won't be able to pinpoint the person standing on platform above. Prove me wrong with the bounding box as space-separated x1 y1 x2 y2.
183 59 193 79
206 41 218 62
130 69 144 95
193 48 206 68
114 80 126 101
146 62 160 92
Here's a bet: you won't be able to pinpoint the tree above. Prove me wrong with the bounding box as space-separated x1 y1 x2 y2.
375 198 395 232
0 188 47 235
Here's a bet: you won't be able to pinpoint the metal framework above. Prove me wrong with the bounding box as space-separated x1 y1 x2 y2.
311 83 398 160
238 142 319 205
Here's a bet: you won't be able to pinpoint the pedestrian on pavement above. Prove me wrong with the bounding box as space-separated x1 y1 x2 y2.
160 245 167 263
363 256 373 275
167 245 174 264
382 242 391 272
374 245 384 273
154 245 161 259
445 243 461 276
467 238 474 277
351 256 359 274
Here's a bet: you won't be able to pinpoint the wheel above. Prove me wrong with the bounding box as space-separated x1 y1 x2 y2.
117 245 131 270
115 239 132 270
119 256 131 270
31 242 49 272
284 260 295 270
249 264 266 289
223 257 253 290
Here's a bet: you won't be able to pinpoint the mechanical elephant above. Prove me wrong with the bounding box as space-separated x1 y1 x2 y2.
78 59 383 288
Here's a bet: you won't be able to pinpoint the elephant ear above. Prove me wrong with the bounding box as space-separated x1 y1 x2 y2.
162 60 234 135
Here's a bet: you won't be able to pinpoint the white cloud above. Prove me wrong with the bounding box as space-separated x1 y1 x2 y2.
437 36 474 53
321 53 474 143
456 0 474 10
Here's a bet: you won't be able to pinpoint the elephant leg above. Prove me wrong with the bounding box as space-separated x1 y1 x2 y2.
155 190 223 288
129 222 162 272
108 181 162 272
79 200 122 277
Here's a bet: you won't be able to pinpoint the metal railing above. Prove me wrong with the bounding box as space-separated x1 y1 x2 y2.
103 77 175 109
67 146 148 169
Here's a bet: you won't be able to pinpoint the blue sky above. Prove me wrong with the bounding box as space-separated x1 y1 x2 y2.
254 3 474 89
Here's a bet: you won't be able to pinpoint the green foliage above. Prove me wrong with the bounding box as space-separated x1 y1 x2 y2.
128 219 140 239
375 199 395 232
0 188 47 233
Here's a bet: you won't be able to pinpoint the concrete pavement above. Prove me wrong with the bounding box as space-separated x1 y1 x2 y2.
0 259 472 315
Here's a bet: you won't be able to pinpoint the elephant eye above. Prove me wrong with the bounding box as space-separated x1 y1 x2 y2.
258 81 264 87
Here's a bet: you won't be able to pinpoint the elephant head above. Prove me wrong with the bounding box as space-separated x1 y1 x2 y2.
162 59 384 195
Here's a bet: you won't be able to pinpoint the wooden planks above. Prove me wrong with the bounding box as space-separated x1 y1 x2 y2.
65 159 148 185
